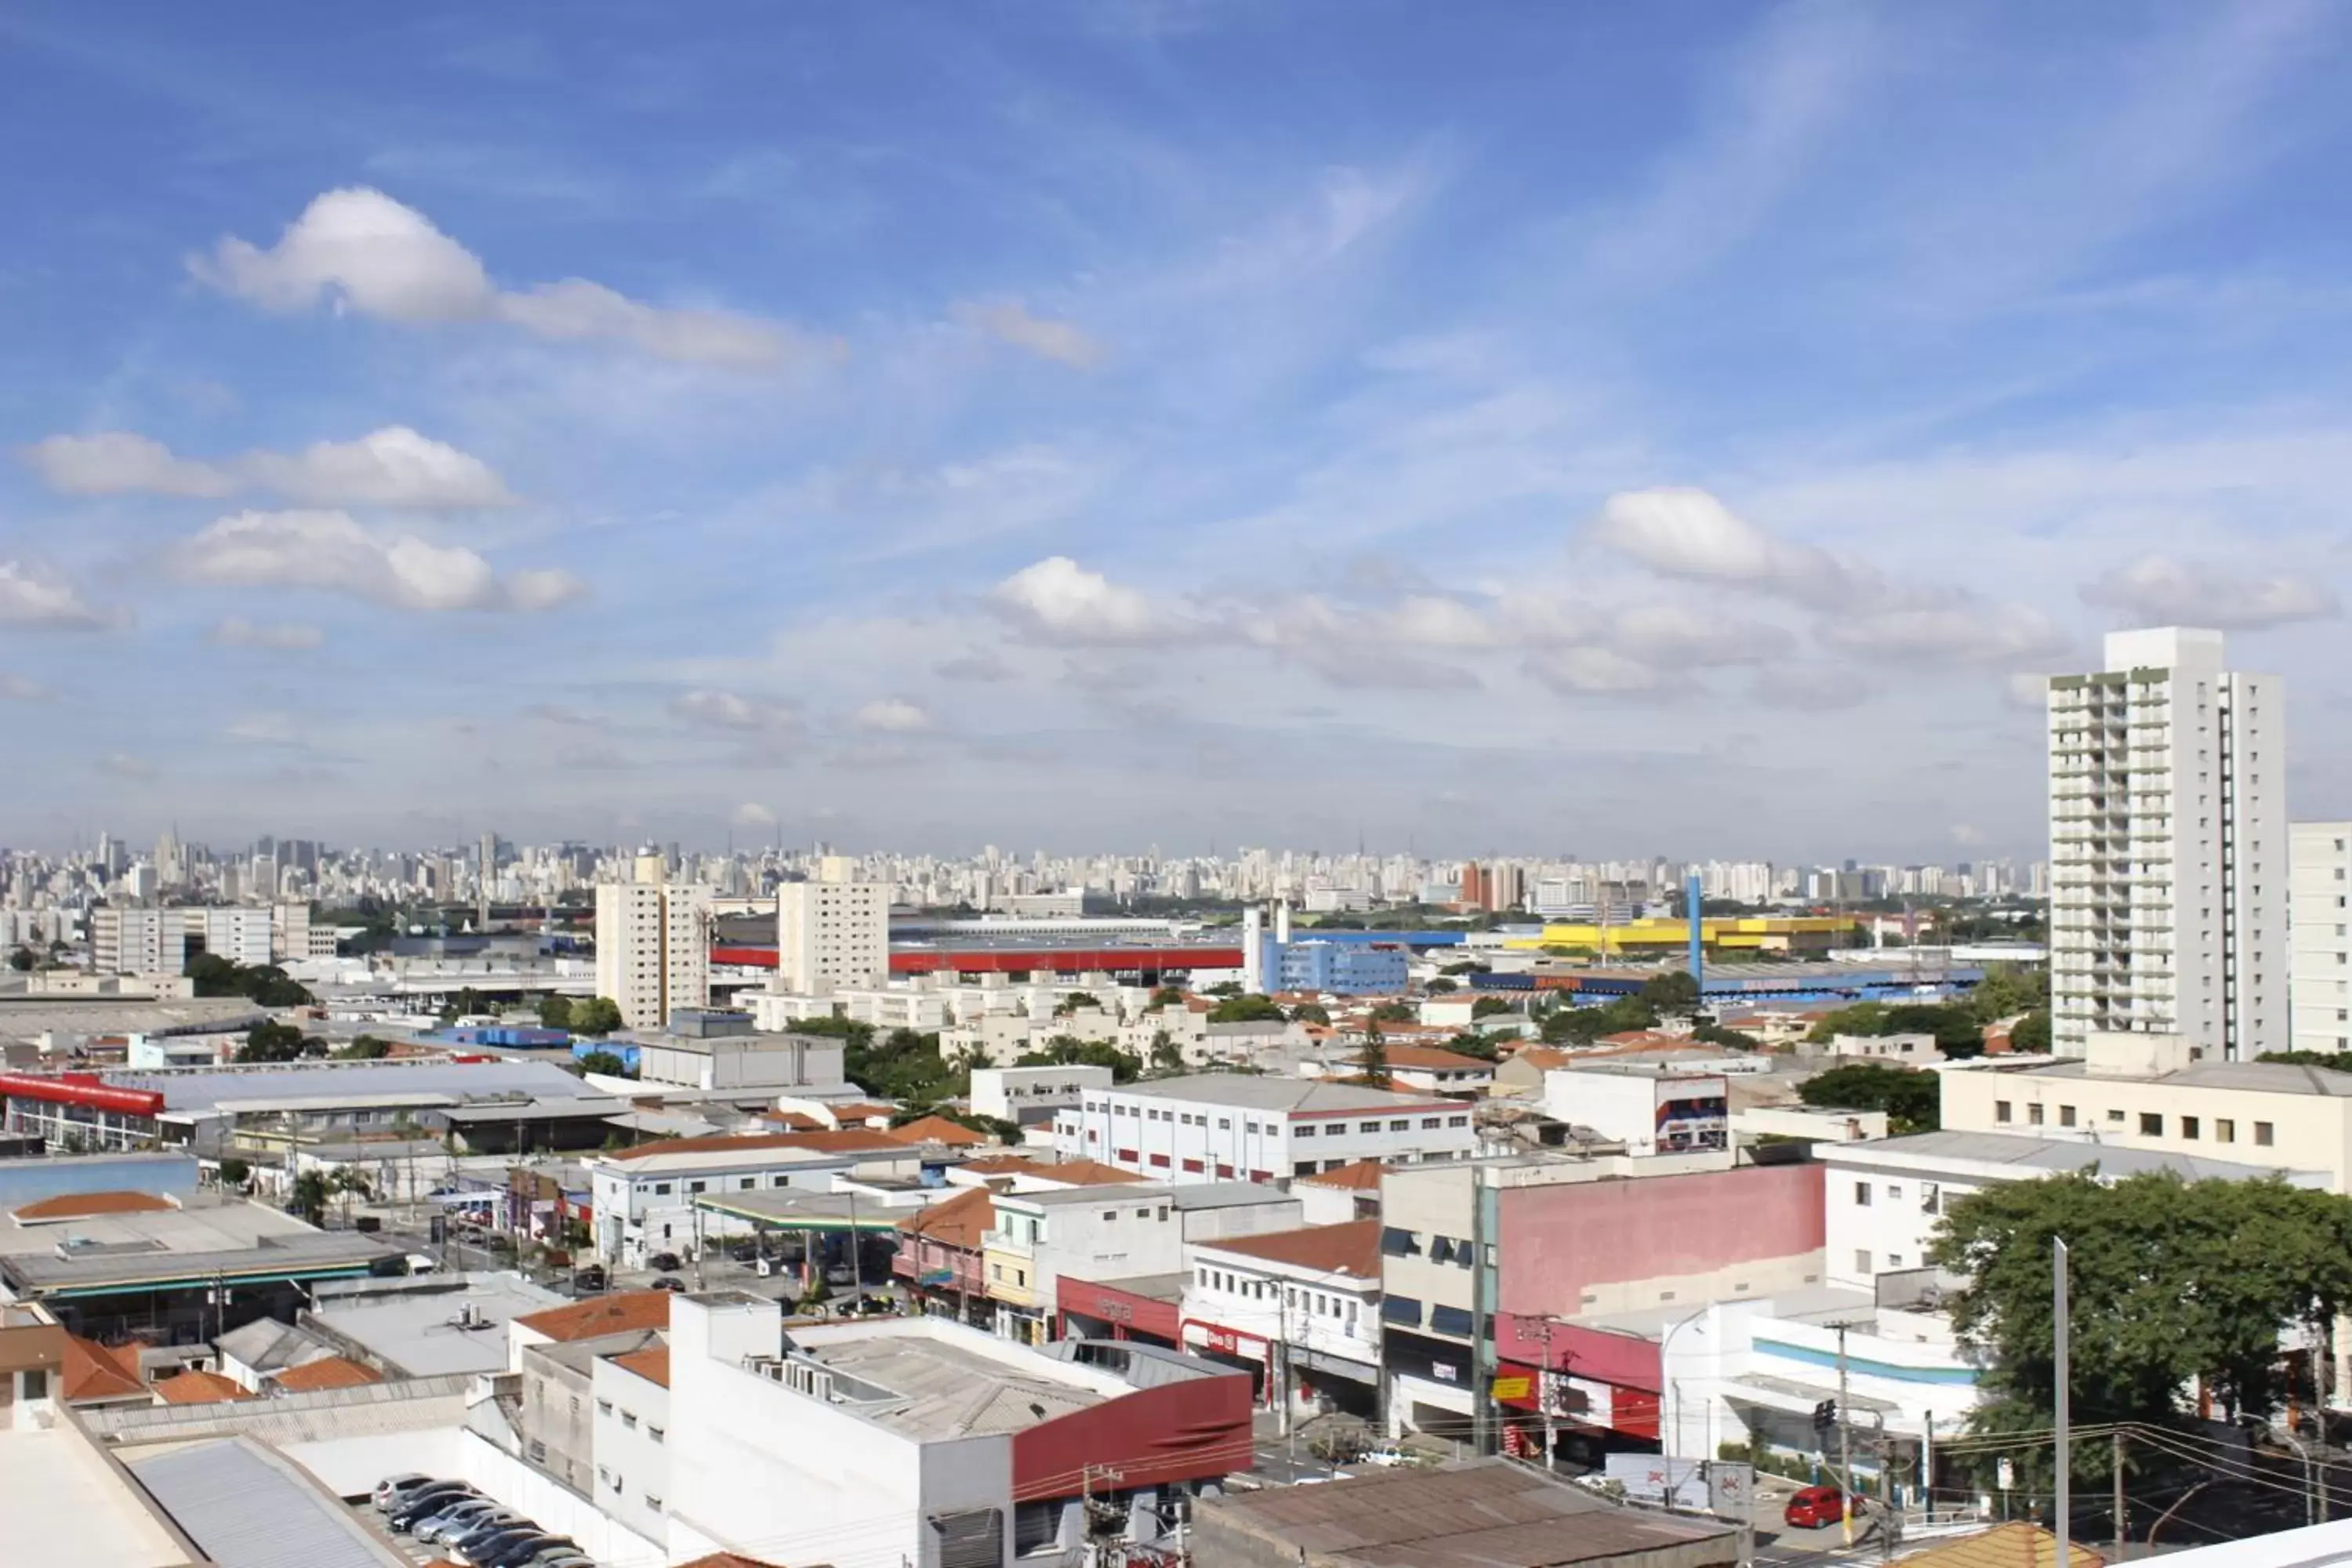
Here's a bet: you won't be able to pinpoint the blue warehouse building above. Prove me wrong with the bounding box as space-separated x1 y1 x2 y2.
1265 938 1411 996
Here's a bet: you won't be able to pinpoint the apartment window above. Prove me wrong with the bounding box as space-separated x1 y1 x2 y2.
2060 1105 2078 1127
1296 1124 1316 1138
738 1176 756 1190
649 1426 664 1443
622 1411 637 1429
2256 1121 2275 1146
1359 1120 1379 1134
2140 1113 2163 1136
1421 1116 1441 1129
596 1399 613 1416
652 1182 673 1196
688 1180 706 1194
1381 1295 1424 1327
1218 1118 1231 1131
1856 1250 1873 1273
2107 1109 2125 1123
1388 1119 1409 1131
2182 1116 2201 1141
1994 1101 2013 1124
1380 1226 1423 1257
1294 1160 1317 1177
1921 1183 1941 1215
1448 1115 1469 1127
1854 1181 1872 1207
2217 1119 2236 1143
2027 1103 2045 1127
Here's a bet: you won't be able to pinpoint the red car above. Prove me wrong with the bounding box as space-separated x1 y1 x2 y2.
1784 1485 1864 1529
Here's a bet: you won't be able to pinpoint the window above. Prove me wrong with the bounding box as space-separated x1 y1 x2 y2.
1856 1250 1872 1272
1359 1121 1379 1134
2140 1112 2162 1136
1421 1116 1441 1129
1380 1226 1423 1257
1854 1181 1872 1207
622 1410 637 1428
647 1494 663 1512
2060 1105 2077 1127
2027 1102 2045 1127
1294 1160 1317 1177
1429 1304 1475 1338
2217 1119 2236 1143
1994 1101 2013 1124
1218 1118 1231 1131
738 1176 756 1190
1102 1210 1117 1222
1296 1123 1316 1138
2107 1109 2125 1123
1888 1253 1904 1269
2256 1121 2275 1146
688 1179 706 1194
1381 1294 1424 1327
2182 1116 2201 1140
596 1398 612 1416
1388 1119 1409 1131
652 1181 673 1196
1448 1115 1469 1127
650 1425 664 1443
1920 1183 1940 1216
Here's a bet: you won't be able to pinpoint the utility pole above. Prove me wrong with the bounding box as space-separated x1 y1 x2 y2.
2055 1237 2071 1568
1515 1315 1558 1472
2317 1338 2332 1523
2112 1430 2126 1555
1839 1323 1856 1548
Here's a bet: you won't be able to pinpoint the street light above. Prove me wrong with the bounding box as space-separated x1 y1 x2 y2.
1659 1303 1714 1461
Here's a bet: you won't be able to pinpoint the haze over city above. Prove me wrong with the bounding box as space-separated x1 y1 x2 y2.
8 2 2352 858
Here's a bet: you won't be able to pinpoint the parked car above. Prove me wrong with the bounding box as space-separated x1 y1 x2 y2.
476 1532 577 1568
1784 1486 1864 1530
823 1263 855 1285
838 1293 897 1317
446 1516 542 1560
572 1265 607 1292
650 1276 686 1293
391 1483 478 1532
494 1540 579 1567
647 1251 681 1272
372 1472 434 1512
418 1501 519 1544
454 1525 550 1565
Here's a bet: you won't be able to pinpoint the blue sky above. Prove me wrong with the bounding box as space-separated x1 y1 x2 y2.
5 0 2352 860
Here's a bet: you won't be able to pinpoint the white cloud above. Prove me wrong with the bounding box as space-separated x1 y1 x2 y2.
2005 671 2051 711
166 510 583 613
956 300 1105 368
731 801 779 829
1388 594 1503 649
1748 665 1872 710
97 753 158 781
852 697 935 733
935 648 1018 683
25 426 513 509
990 556 1187 644
1590 487 1850 603
227 712 304 747
671 689 801 733
1526 645 1671 695
0 561 114 630
20 432 234 496
0 672 44 701
209 617 325 651
194 187 802 368
2081 554 2340 630
1818 604 2071 666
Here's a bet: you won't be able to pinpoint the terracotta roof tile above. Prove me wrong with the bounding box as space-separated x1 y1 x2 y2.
61 1335 146 1403
13 1189 177 1222
1193 1219 1381 1279
610 1345 671 1388
152 1368 252 1405
895 1185 994 1249
885 1114 991 1147
1897 1523 2104 1568
956 1155 1145 1186
1353 1045 1494 1069
674 1554 790 1568
270 1356 383 1392
1293 1160 1385 1192
514 1290 673 1341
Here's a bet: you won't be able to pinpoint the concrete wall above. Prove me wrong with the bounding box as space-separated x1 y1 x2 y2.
457 1427 664 1566
590 1357 670 1547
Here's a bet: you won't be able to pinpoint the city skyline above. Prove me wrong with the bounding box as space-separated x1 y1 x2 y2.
8 5 2352 853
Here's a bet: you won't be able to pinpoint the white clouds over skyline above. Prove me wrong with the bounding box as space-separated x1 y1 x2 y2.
166 510 584 613
24 426 513 509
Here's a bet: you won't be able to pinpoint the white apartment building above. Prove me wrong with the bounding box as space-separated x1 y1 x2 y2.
590 1342 672 1548
586 1130 920 1265
776 876 890 995
1181 1219 1383 1414
92 906 278 975
595 867 713 1031
2292 822 2352 1054
971 1064 1115 1131
2048 627 2286 1059
1054 1076 1475 1185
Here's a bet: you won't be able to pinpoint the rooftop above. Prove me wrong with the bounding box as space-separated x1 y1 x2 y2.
514 1289 673 1341
0 1422 200 1568
956 1154 1145 1186
63 1334 147 1403
789 1320 1105 1441
103 1057 591 1116
13 1189 179 1222
602 1127 909 1162
1898 1523 2105 1568
1295 1160 1386 1192
153 1368 252 1405
1174 1181 1301 1212
1194 1457 1736 1568
1105 1074 1450 1113
0 1192 396 1296
1192 1219 1381 1279
897 1185 993 1249
305 1272 568 1377
610 1345 670 1388
269 1354 385 1392
2020 1058 2352 1096
1828 1130 2328 1184
127 1435 410 1568
886 1113 992 1146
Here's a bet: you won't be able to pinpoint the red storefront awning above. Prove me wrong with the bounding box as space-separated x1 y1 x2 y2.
1057 1275 1181 1341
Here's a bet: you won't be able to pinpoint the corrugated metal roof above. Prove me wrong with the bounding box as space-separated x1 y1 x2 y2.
108 1058 589 1114
85 1373 472 1444
128 1436 409 1568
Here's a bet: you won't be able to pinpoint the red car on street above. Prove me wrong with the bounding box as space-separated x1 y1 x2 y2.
1784 1485 1864 1529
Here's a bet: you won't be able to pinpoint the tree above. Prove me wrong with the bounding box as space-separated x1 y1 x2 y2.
569 996 625 1036
1207 993 1287 1024
1149 1029 1185 1074
1932 1172 2352 1459
217 1157 251 1189
1148 985 1186 1010
537 995 574 1029
1443 1032 1499 1061
1359 1032 1391 1089
1470 996 1514 1020
1439 961 1483 977
1425 978 1457 994
334 1034 390 1060
1691 1023 1763 1052
1290 1002 1330 1025
1959 963 2049 1025
1014 1036 1142 1083
6 946 32 972
1639 970 1701 1014
1806 1001 1890 1043
1795 1062 1940 1133
329 1168 372 1227
290 1170 330 1227
1203 982 1243 999
578 1049 634 1078
1058 991 1102 1016
2008 1010 2052 1054
238 1020 310 1063
1370 1000 1417 1023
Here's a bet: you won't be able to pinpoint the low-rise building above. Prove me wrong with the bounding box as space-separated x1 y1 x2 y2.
630 1011 848 1093
1181 1219 1383 1416
592 1342 672 1546
1054 1075 1475 1185
586 1129 926 1265
1543 1065 1729 1156
969 1064 1115 1132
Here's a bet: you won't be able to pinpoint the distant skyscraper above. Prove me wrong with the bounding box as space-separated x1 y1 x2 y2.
2048 627 2285 1060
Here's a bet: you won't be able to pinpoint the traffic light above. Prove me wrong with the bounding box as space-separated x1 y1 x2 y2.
1812 1399 1838 1433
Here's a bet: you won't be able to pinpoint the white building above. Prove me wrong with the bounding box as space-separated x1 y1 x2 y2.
1543 1066 1730 1156
590 1341 673 1547
90 906 276 976
2048 627 2286 1059
633 1018 847 1093
776 875 891 996
586 1130 920 1265
970 1064 1115 1131
594 857 713 1030
2292 822 2352 1054
1181 1218 1383 1415
1054 1076 1475 1185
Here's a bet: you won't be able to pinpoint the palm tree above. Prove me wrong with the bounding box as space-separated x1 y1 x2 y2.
290 1170 330 1227
328 1168 372 1228
1149 1029 1184 1075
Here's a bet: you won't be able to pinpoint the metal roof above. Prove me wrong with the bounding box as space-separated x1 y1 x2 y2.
127 1436 409 1568
85 1374 473 1445
1107 1074 1450 1112
1824 1130 2328 1183
104 1058 590 1115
